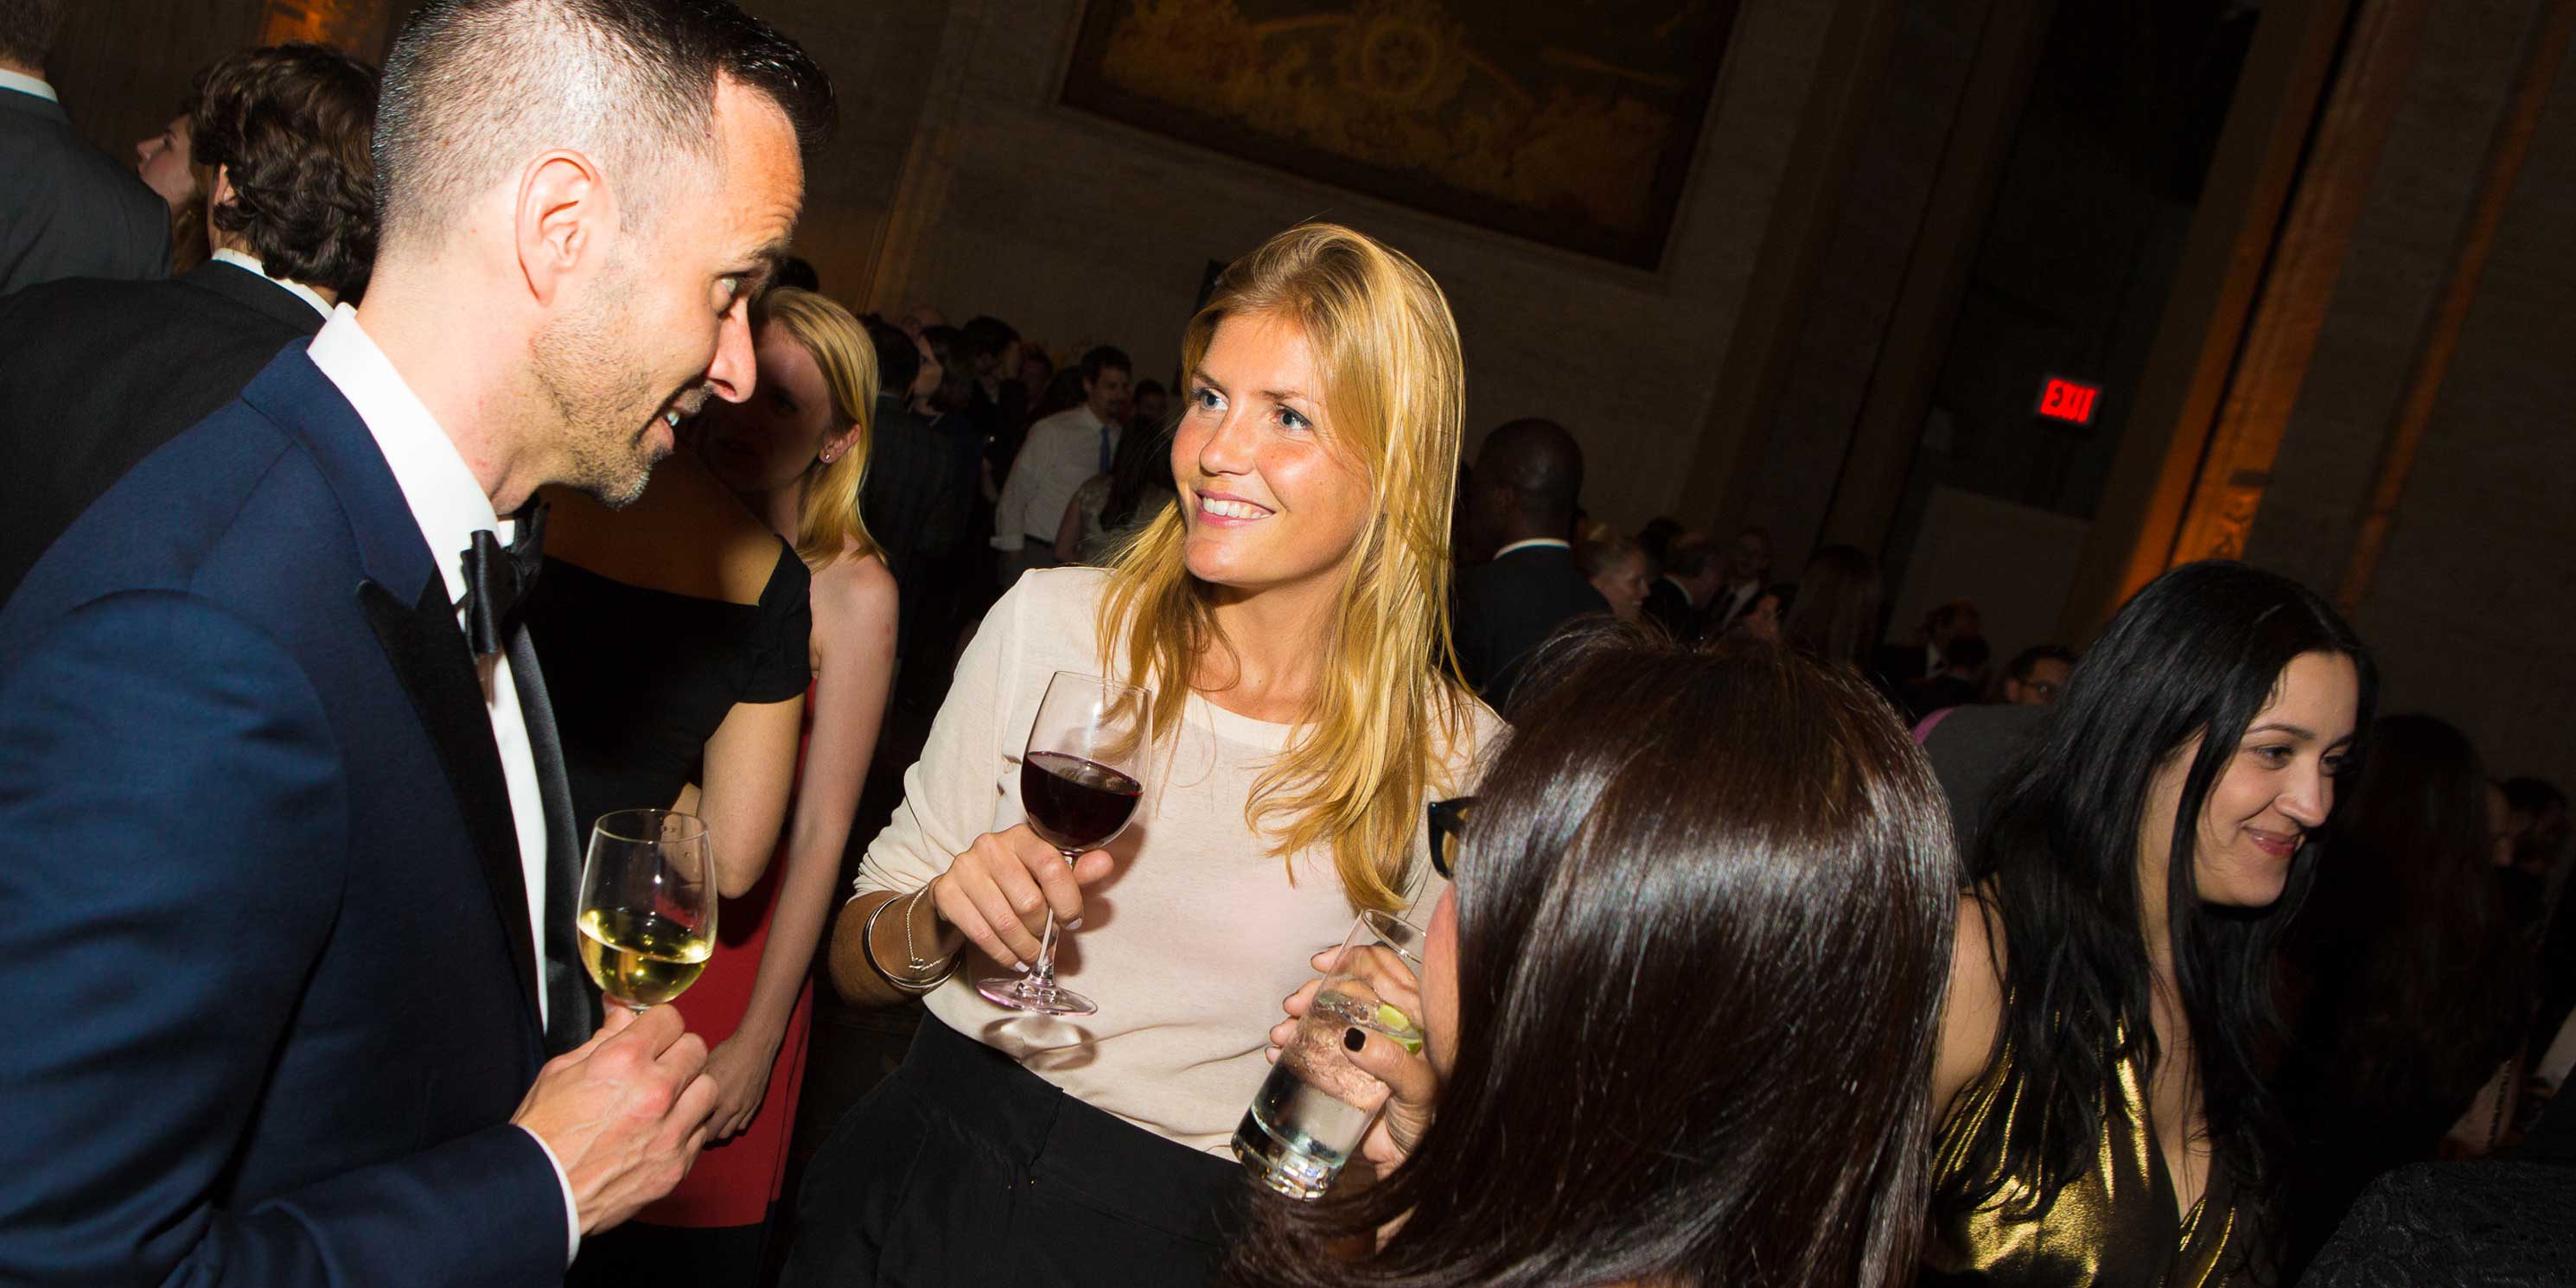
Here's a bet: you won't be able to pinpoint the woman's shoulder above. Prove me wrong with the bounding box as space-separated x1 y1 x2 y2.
1438 685 1508 781
1935 888 2011 1119
1010 564 1116 618
811 547 897 629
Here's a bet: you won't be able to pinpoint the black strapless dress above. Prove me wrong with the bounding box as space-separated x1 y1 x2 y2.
521 541 813 841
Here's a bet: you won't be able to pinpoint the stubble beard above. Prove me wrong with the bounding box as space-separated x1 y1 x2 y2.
530 271 667 510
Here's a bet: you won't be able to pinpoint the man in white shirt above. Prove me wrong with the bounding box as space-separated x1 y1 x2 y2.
992 342 1132 588
0 3 834 1285
0 0 169 293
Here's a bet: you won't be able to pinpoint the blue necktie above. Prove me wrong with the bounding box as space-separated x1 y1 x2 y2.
1098 420 1114 475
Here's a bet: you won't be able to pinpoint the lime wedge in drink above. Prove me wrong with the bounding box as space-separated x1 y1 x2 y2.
1374 1003 1425 1054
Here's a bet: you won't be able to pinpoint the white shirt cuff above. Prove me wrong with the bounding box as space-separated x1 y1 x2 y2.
992 532 1023 551
517 1123 583 1266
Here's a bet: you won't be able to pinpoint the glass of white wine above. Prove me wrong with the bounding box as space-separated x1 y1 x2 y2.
575 808 717 1013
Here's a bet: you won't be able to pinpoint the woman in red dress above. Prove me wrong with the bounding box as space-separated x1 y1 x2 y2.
634 286 897 1281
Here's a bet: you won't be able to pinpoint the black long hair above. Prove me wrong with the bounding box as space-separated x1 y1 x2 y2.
1232 628 1959 1288
1937 561 2375 1235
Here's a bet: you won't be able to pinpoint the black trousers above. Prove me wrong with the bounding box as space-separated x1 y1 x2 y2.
780 1016 1245 1288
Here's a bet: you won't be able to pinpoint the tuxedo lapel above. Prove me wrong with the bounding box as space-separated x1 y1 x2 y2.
249 348 552 1042
355 554 545 1035
506 625 596 1051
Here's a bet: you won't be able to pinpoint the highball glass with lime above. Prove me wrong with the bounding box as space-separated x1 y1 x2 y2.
1233 909 1429 1199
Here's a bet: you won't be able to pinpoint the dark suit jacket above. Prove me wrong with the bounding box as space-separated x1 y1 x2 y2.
0 260 322 602
1642 577 1705 644
861 392 976 577
1917 703 2049 857
0 351 568 1285
1455 543 1611 711
0 85 168 296
1903 673 1985 723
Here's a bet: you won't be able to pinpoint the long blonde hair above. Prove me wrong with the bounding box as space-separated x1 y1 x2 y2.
1096 223 1476 914
756 286 881 571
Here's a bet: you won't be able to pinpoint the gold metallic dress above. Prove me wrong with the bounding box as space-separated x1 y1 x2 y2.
1925 1036 2255 1287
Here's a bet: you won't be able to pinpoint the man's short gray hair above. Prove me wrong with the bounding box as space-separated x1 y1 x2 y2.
373 0 832 249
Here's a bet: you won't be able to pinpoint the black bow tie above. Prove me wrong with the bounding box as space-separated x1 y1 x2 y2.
459 502 548 656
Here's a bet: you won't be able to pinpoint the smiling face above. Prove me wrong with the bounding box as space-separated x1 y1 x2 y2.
135 113 196 211
1174 310 1374 599
532 77 804 507
2138 650 2362 909
697 316 847 495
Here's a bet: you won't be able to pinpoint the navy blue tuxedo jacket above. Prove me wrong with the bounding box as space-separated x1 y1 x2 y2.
0 348 568 1285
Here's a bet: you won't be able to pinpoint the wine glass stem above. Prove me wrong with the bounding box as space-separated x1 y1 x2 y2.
1026 847 1076 989
1030 910 1064 988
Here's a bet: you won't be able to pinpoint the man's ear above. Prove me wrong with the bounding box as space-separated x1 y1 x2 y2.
514 150 610 306
207 164 238 215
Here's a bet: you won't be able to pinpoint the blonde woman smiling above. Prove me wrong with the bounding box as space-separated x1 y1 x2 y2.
785 224 1497 1288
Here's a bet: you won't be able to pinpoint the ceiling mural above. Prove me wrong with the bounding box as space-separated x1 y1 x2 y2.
1062 0 1738 267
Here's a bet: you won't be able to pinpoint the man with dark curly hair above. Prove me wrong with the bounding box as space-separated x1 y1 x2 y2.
0 42 378 601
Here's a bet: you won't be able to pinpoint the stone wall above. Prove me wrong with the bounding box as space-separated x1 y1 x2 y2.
2244 0 2576 787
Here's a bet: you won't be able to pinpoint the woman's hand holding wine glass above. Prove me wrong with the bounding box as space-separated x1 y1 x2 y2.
930 823 1119 971
966 671 1153 1017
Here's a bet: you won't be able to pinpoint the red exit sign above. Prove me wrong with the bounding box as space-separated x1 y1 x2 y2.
2037 377 2101 424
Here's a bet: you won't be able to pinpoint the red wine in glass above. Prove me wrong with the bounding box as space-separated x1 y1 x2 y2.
1022 752 1143 852
979 672 1154 1017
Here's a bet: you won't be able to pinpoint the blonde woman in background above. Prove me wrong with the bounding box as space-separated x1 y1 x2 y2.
547 287 897 1288
784 224 1500 1288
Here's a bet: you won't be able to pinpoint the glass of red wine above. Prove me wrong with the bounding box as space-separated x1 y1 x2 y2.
977 670 1152 1017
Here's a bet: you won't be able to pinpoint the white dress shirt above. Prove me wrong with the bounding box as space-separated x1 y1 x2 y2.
304 304 581 1262
1492 537 1572 559
993 405 1114 551
1715 577 1762 626
209 248 331 320
0 68 57 102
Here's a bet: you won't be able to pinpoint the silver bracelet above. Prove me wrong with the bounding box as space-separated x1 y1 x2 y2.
861 884 957 992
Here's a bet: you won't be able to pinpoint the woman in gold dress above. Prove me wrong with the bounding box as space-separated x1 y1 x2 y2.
1927 561 2374 1286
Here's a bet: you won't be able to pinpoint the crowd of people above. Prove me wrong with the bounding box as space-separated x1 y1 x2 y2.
3 1 2573 1286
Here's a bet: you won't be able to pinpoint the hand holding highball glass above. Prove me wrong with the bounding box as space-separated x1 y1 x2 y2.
575 808 717 1013
1234 910 1430 1199
977 671 1152 1017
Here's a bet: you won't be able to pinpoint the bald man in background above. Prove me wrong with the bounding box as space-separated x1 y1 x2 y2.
1453 417 1610 712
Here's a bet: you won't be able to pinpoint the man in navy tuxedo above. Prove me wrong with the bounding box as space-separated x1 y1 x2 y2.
0 2 833 1285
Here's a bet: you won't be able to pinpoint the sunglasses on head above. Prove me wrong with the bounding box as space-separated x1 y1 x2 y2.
1427 795 1476 880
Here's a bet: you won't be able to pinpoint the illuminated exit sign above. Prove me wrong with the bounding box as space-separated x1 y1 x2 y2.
2037 377 2101 424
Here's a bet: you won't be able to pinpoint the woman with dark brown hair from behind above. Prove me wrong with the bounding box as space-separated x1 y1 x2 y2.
1234 626 1958 1288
